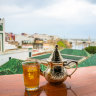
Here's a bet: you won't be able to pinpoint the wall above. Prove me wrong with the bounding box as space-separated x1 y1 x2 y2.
5 42 17 50
0 50 29 66
0 18 5 52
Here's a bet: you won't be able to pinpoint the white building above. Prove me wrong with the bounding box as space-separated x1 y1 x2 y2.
15 34 34 46
0 18 5 53
32 33 59 42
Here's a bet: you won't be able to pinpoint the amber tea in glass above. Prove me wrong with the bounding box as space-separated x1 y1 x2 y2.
22 61 40 91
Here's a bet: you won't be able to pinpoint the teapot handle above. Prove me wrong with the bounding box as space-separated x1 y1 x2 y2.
66 61 78 78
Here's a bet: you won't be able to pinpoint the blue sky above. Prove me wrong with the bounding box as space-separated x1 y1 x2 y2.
0 0 96 39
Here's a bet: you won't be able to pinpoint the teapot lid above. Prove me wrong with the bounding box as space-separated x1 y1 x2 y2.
47 45 64 63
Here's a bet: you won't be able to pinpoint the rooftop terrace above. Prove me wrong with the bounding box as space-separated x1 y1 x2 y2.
60 48 91 57
0 48 95 75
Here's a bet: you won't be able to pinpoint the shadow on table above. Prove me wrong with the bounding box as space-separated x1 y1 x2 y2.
24 83 78 96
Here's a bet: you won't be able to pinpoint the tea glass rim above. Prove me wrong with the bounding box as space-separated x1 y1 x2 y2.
22 60 39 65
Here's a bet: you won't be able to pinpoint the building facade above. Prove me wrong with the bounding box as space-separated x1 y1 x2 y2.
32 33 59 42
0 18 5 52
33 38 43 49
5 32 15 42
15 34 34 46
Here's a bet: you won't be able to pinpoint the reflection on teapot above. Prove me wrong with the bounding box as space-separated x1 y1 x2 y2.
40 45 78 83
42 83 67 96
42 83 78 96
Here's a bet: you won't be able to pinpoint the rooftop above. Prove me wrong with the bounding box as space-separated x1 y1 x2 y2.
0 58 23 75
79 54 96 67
60 49 91 57
32 48 90 61
0 49 94 75
32 53 83 61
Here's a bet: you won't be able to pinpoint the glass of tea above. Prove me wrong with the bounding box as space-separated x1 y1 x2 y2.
22 60 40 91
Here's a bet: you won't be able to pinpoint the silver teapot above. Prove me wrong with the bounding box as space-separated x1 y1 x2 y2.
40 45 78 83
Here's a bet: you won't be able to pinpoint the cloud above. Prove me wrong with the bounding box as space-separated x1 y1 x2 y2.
0 5 25 16
1 0 96 22
33 0 96 24
5 0 96 25
0 0 96 39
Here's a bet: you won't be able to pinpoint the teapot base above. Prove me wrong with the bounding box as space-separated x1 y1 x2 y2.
45 76 67 84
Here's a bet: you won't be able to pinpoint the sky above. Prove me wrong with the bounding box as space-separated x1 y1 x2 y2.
0 0 96 39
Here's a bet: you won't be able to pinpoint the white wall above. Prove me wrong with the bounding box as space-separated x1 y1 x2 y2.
5 42 17 50
32 33 59 41
0 51 29 66
15 35 34 44
22 45 33 49
0 48 53 66
0 18 5 52
15 35 28 43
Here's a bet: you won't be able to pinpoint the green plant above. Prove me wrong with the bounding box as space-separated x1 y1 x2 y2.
85 46 96 54
18 46 22 48
57 40 67 49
